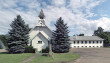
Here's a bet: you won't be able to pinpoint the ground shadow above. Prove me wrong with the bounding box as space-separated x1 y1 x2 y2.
0 52 8 54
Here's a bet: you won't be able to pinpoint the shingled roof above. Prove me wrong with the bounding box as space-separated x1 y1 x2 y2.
69 36 104 41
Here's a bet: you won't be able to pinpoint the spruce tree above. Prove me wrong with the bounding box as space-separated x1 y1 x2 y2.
8 15 29 53
52 17 70 53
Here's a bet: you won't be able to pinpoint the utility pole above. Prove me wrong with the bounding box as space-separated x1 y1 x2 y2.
49 39 54 59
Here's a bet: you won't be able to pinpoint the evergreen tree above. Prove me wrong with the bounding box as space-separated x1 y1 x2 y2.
7 15 29 53
79 33 84 36
93 27 110 47
52 17 70 53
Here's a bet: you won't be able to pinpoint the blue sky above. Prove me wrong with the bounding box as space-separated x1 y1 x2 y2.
0 0 110 36
89 0 110 20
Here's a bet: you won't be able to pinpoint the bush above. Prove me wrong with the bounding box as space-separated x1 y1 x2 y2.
42 47 49 53
25 46 35 53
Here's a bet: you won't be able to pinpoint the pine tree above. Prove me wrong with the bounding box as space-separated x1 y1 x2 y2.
52 17 70 53
7 15 29 53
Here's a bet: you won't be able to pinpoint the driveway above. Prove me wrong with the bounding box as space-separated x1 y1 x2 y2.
69 48 110 63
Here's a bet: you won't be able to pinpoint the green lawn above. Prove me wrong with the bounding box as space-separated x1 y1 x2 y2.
0 51 79 63
0 53 34 63
28 52 79 63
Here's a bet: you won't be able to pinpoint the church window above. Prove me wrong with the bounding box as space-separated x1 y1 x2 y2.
38 41 42 44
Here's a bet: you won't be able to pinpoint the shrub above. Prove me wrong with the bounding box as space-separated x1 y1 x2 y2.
42 47 49 53
25 46 35 53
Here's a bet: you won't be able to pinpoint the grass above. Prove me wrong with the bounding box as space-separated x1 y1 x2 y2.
0 53 34 63
29 51 79 63
0 51 79 63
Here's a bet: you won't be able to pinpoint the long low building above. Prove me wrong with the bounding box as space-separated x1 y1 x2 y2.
69 36 104 48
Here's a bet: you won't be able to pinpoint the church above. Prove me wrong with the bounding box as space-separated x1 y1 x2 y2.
29 10 52 51
29 10 104 51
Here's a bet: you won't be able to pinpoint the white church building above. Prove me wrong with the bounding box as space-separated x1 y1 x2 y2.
29 10 104 51
29 10 52 51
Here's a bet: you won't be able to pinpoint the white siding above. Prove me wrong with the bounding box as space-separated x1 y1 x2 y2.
70 40 103 48
32 33 48 51
29 19 52 51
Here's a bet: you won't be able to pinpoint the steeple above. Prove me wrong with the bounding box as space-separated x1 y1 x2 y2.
36 9 45 26
38 9 45 19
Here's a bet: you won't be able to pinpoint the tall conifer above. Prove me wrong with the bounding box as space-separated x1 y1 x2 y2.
52 17 70 53
8 15 29 53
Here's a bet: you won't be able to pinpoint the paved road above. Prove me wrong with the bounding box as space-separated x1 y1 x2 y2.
69 48 110 63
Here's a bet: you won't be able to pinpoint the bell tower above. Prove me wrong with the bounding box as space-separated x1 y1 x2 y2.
36 9 45 26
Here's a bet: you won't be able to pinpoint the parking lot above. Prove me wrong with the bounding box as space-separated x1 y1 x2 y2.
70 48 110 63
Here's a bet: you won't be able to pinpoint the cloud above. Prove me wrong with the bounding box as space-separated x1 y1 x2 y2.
0 0 109 36
52 0 66 6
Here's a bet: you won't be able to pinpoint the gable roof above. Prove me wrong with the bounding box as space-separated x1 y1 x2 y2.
69 36 104 41
30 32 49 42
29 20 52 34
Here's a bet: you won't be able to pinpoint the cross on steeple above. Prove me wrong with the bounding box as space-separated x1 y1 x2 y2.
38 9 45 19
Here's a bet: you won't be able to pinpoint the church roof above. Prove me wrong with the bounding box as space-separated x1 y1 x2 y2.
69 36 104 41
30 32 50 41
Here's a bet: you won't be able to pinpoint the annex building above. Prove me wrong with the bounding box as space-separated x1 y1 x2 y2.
70 36 104 48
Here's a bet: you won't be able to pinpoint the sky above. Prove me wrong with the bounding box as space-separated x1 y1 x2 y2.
0 0 110 36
